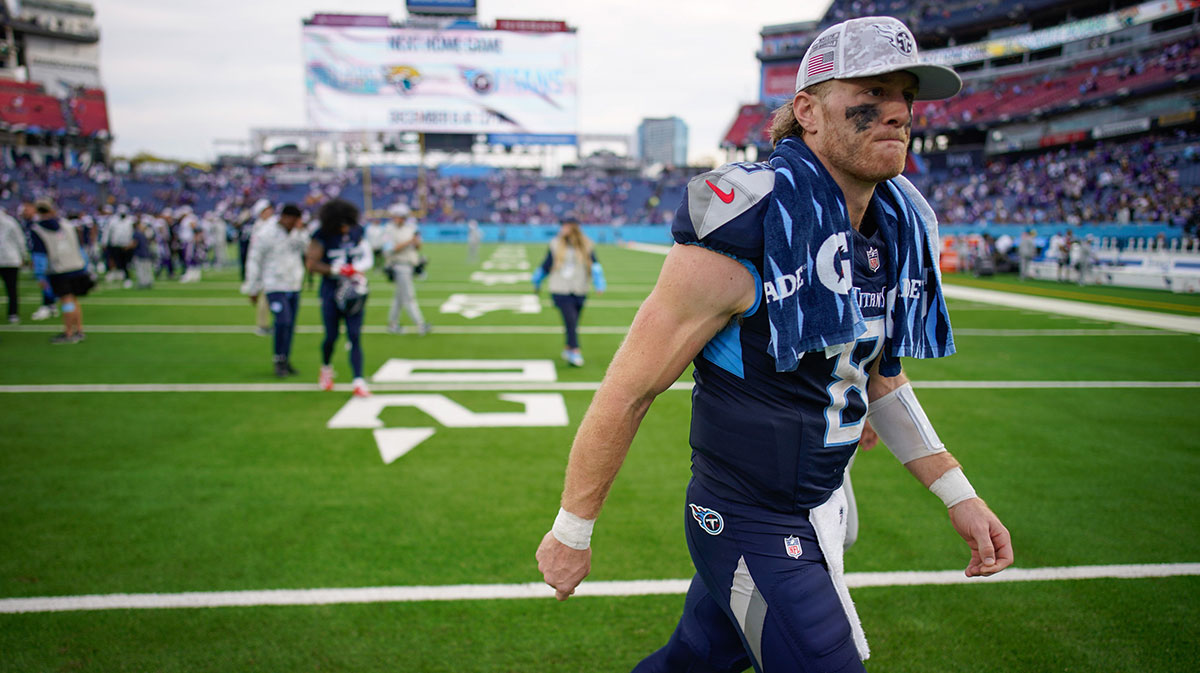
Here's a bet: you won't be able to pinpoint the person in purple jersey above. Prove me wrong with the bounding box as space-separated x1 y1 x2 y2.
536 17 1013 673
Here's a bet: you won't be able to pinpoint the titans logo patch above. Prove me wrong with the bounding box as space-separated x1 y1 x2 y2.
689 504 725 536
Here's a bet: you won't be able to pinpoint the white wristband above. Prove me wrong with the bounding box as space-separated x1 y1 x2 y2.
551 507 595 550
929 467 977 508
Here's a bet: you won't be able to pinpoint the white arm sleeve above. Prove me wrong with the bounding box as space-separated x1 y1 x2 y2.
865 382 946 464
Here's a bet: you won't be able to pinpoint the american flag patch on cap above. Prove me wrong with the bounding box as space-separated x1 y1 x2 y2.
807 52 835 77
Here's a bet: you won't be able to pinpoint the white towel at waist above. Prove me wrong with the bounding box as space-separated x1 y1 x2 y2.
809 485 870 661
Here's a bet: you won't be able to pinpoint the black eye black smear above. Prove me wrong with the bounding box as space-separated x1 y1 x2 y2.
845 104 880 133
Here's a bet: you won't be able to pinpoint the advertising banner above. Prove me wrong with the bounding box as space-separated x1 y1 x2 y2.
761 61 801 106
304 25 578 137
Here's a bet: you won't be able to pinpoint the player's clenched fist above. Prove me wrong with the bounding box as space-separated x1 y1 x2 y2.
536 531 592 601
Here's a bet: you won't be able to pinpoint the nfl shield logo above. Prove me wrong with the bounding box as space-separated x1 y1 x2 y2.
784 535 803 559
866 247 881 273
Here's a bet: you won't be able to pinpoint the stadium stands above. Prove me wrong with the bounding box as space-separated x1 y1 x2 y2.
0 79 67 132
2 2 1195 247
68 88 111 137
0 79 111 136
916 37 1200 130
821 0 1102 45
3 126 1195 236
911 131 1199 227
722 104 772 150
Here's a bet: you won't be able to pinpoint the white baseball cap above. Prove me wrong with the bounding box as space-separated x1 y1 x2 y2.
796 16 961 101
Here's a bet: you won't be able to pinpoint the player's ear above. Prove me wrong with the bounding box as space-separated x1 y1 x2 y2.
793 92 821 136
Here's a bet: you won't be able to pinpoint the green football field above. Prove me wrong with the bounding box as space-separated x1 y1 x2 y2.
1 243 1198 672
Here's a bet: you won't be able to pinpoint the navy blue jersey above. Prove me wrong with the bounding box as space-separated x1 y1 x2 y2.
672 162 894 513
312 226 366 295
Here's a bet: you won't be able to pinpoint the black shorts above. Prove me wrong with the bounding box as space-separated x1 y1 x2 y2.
48 272 94 298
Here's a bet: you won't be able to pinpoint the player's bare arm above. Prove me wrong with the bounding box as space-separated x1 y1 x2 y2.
536 243 756 600
304 239 330 275
866 365 1014 578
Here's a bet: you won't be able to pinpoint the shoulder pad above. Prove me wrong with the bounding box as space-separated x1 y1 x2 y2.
686 162 775 240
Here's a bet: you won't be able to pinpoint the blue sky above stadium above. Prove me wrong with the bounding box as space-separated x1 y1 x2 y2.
92 0 828 164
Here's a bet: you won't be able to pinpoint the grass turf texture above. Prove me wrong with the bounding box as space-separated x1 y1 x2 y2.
1 243 1198 671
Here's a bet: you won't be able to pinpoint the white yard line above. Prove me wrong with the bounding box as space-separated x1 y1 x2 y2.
0 324 1183 337
16 297 651 309
940 328 1171 336
1 381 1197 394
2 563 1196 614
0 324 631 335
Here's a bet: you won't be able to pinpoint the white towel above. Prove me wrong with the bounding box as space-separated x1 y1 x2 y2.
809 485 870 661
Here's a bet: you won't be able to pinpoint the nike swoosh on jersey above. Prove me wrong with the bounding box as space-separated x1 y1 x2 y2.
706 179 735 204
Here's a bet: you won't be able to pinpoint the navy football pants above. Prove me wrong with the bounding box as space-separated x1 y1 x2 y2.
320 294 365 379
266 291 299 361
551 293 586 349
633 478 865 673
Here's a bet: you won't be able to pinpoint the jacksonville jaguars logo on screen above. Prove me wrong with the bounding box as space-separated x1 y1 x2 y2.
384 65 421 95
872 24 914 55
688 503 724 536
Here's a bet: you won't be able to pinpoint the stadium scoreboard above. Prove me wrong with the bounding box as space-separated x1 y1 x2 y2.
303 18 578 145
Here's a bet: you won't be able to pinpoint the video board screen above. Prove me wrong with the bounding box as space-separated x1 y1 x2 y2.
303 24 578 139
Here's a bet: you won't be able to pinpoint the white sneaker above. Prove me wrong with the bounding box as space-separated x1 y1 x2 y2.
31 305 53 321
352 377 370 397
7 315 17 324
319 365 335 391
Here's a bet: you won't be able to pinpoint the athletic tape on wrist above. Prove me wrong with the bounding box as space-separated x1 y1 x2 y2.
865 382 946 464
929 467 977 508
551 507 594 550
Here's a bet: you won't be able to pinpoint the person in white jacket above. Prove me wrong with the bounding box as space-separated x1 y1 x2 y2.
248 199 277 335
102 205 135 287
0 208 26 323
382 207 430 335
242 204 310 378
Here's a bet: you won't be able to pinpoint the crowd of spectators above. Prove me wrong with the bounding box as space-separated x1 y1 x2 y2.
2 130 1197 235
0 162 694 228
911 131 1200 229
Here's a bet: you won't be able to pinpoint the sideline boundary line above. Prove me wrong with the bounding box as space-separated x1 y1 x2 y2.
943 285 1200 334
623 242 1200 334
3 563 1196 614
